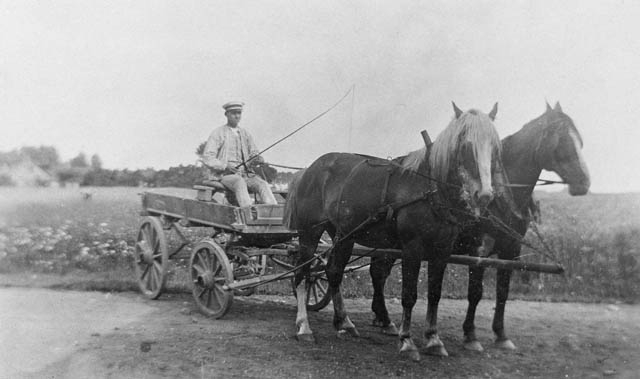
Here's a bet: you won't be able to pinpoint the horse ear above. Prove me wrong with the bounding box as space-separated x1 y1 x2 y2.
554 101 563 112
546 101 553 112
452 102 463 119
488 102 498 121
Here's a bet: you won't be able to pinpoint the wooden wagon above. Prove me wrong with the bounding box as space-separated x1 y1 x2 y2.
134 182 563 319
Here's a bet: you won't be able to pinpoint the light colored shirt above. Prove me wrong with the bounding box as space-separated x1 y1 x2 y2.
202 124 260 179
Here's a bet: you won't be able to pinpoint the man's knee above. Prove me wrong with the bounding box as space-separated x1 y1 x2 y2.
221 175 248 191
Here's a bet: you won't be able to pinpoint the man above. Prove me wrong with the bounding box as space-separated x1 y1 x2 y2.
202 101 278 207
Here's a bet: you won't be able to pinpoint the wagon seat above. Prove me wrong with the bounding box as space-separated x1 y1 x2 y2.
193 180 287 206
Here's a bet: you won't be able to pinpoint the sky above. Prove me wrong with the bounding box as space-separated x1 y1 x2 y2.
1 0 639 193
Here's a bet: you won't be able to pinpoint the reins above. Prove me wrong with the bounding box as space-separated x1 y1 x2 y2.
500 178 567 188
237 86 354 169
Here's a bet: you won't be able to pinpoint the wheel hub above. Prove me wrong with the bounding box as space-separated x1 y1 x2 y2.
197 271 216 289
140 243 155 265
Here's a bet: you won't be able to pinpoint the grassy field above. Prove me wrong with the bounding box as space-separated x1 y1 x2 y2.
0 186 638 303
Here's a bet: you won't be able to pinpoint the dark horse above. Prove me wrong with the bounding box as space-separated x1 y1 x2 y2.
284 103 504 361
368 101 591 353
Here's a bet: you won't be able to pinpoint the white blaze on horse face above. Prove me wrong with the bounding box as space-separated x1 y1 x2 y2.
475 140 494 206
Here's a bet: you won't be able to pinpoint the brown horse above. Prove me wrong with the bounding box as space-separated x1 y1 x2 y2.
368 101 591 353
284 103 503 361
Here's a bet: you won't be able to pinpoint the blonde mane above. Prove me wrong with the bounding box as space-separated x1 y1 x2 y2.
402 110 501 183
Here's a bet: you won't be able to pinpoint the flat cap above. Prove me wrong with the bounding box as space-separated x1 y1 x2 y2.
222 101 244 112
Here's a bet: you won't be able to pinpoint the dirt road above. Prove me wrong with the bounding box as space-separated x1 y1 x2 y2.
1 287 638 378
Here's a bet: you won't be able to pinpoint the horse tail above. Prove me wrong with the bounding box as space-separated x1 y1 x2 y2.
283 169 306 230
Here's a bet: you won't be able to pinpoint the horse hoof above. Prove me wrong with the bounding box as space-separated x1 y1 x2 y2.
403 350 421 362
463 340 484 352
337 327 360 339
425 335 448 356
495 339 516 350
399 338 420 361
381 323 399 336
296 333 316 343
425 345 449 357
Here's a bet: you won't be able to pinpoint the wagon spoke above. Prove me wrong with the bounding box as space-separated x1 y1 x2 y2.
197 251 210 270
142 224 152 247
192 262 206 276
309 283 319 304
207 254 220 275
206 288 214 307
315 279 328 298
213 261 222 277
146 264 154 289
211 287 223 307
139 263 150 282
199 248 209 265
146 228 157 255
152 238 160 254
139 228 148 250
150 226 157 247
150 264 159 289
153 261 163 277
197 287 208 299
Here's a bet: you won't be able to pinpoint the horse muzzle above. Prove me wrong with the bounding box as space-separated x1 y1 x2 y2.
568 182 590 196
473 189 493 209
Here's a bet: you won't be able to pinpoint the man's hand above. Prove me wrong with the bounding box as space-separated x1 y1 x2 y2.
225 163 239 174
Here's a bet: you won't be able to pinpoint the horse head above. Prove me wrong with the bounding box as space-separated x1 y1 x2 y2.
538 102 591 195
431 102 503 213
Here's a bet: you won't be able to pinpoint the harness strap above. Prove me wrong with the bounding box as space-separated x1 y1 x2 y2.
336 159 369 234
380 166 393 206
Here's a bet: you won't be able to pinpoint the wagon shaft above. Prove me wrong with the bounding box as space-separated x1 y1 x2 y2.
447 255 564 274
349 246 564 274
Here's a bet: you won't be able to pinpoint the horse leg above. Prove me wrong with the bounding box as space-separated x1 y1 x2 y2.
294 230 323 343
424 259 449 357
397 244 422 362
493 268 516 350
370 254 399 336
462 265 486 351
326 239 359 338
462 233 492 352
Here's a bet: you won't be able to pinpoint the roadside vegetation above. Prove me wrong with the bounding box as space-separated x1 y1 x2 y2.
0 187 638 303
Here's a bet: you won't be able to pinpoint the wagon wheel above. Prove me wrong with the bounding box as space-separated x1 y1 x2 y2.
134 216 169 299
271 253 331 312
189 239 234 318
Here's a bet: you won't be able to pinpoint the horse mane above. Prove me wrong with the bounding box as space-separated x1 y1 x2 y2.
427 109 502 183
400 147 428 172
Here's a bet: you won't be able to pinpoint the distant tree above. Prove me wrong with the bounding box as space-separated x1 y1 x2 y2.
276 171 296 184
90 154 102 170
56 167 85 184
19 146 59 171
70 153 89 168
0 150 22 165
